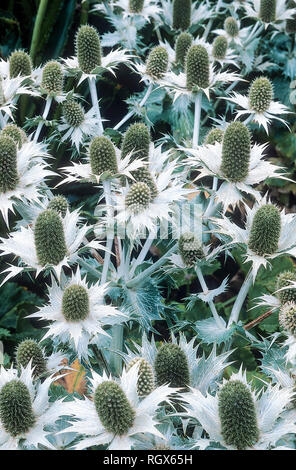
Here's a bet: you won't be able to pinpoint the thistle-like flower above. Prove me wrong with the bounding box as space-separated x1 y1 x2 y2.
244 0 296 29
41 61 64 97
178 232 204 268
145 46 169 80
172 0 192 30
175 32 193 67
16 339 65 378
160 0 212 31
279 302 296 335
1 123 27 147
9 51 32 78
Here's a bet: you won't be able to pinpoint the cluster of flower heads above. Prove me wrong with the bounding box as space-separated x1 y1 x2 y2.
0 0 295 451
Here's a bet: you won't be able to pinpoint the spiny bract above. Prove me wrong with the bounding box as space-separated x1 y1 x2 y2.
127 357 154 396
205 128 224 145
121 123 150 161
218 380 259 450
172 0 192 31
90 136 118 177
125 182 151 213
76 25 101 74
146 46 169 80
62 284 90 322
186 45 210 91
175 32 193 67
213 36 228 60
34 209 67 266
0 124 27 148
249 77 273 113
9 51 32 78
16 339 47 378
279 302 296 335
220 121 250 182
259 0 276 23
0 380 35 437
94 381 135 435
248 204 281 256
63 100 85 127
276 271 296 304
41 61 63 95
129 0 145 13
47 196 69 218
0 135 19 193
154 343 190 388
224 17 239 37
178 232 203 267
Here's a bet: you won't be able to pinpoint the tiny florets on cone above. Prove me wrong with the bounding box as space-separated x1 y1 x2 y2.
41 61 63 95
154 343 190 388
0 124 27 148
145 46 169 80
127 357 154 396
212 36 228 60
63 100 85 127
62 284 90 322
34 209 67 266
279 302 296 335
259 0 276 23
9 51 32 78
248 204 281 256
16 339 47 378
172 0 192 30
249 77 273 113
76 25 101 74
121 123 150 162
0 135 19 193
178 232 203 267
47 196 69 217
0 380 35 437
175 32 193 67
218 380 259 450
94 381 135 435
125 182 151 213
90 136 118 177
220 122 251 182
276 271 296 304
186 45 210 91
224 17 239 37
129 0 145 13
131 167 158 200
205 128 224 145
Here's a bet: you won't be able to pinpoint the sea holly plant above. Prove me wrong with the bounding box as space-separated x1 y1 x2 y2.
0 0 295 452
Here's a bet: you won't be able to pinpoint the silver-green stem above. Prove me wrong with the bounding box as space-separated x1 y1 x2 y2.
193 91 202 148
228 269 253 327
114 83 153 131
33 96 52 143
195 266 224 328
89 76 104 135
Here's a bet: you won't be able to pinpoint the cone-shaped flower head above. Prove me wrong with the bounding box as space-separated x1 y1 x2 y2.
178 232 203 267
276 271 296 304
16 340 47 378
34 209 67 266
0 124 27 148
213 36 228 60
47 195 69 217
259 0 276 23
218 380 259 450
205 128 224 145
224 17 239 37
121 123 150 162
248 204 281 256
9 51 32 78
0 136 19 193
186 45 210 91
145 46 169 80
0 380 35 437
286 1 296 33
279 302 296 335
173 0 192 30
127 357 154 396
125 182 151 213
132 167 158 200
94 381 135 435
76 25 101 74
90 136 118 177
154 343 190 388
220 122 250 182
62 284 90 322
248 77 273 113
41 61 63 95
63 100 85 127
175 32 193 67
129 0 145 13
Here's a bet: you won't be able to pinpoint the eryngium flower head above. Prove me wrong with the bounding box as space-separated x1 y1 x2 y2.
279 302 296 335
0 124 27 148
16 340 47 378
205 128 224 145
34 209 67 266
276 271 296 304
125 182 151 213
173 0 192 30
121 123 150 161
9 51 32 78
154 343 190 388
94 381 135 435
286 1 296 33
145 46 169 80
41 61 63 95
62 284 90 322
47 195 69 217
127 357 154 396
249 77 273 113
224 17 239 37
76 25 101 74
178 232 203 267
248 204 281 256
186 45 210 91
0 380 35 437
259 0 276 22
63 100 85 127
218 380 259 450
90 136 118 177
129 0 145 13
132 167 158 200
0 135 19 193
213 36 228 60
175 32 193 67
220 122 250 182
